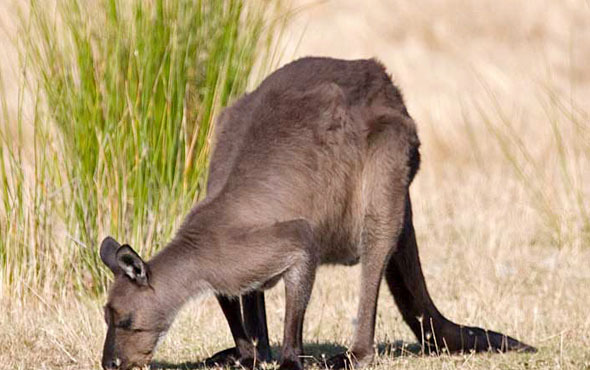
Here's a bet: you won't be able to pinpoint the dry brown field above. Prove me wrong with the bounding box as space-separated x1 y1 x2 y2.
1 0 589 369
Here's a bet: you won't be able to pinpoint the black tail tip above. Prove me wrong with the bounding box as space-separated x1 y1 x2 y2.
514 342 538 353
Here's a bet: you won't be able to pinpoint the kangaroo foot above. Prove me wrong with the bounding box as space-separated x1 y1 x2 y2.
325 351 373 369
204 346 266 369
204 347 239 367
278 358 304 370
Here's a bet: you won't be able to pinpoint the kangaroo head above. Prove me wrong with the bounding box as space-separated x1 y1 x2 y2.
99 237 168 370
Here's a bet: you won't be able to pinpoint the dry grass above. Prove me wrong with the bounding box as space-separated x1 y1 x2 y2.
1 0 590 369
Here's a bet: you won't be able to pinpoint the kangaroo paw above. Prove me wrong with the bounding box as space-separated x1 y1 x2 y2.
324 351 373 369
278 358 304 370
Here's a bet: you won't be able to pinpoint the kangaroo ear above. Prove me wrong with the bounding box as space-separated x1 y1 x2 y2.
100 236 122 274
116 245 149 286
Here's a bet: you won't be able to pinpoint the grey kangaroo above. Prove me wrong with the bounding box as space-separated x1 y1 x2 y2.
99 57 535 370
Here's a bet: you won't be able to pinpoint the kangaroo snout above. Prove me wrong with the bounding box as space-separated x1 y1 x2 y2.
102 357 121 370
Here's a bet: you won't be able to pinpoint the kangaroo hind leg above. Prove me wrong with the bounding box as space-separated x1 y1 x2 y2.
327 119 413 369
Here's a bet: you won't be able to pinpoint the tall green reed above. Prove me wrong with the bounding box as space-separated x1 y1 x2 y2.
0 0 285 299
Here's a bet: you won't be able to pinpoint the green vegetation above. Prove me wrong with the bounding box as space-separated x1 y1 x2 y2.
0 0 284 299
1 1 589 368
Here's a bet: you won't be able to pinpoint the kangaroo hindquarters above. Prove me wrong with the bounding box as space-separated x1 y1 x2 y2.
326 117 416 369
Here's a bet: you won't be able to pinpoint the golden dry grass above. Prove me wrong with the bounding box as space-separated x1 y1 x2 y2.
1 0 590 369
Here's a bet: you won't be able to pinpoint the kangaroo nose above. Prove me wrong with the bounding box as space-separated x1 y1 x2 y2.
103 358 121 370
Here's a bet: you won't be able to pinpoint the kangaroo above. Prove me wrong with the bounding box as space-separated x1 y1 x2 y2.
99 57 535 370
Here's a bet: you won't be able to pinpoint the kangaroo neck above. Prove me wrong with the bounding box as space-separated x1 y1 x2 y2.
147 201 221 315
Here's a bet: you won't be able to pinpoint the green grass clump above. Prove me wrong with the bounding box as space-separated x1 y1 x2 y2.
0 0 284 299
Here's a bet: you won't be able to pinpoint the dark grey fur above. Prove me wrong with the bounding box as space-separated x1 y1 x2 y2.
99 57 535 370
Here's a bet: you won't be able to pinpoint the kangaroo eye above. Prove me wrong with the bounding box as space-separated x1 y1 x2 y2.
116 316 133 329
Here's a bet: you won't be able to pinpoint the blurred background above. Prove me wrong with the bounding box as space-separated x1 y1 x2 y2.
0 0 588 368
